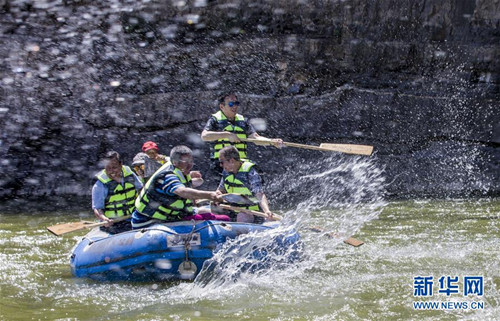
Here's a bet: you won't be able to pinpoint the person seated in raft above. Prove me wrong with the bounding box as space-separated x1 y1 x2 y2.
131 152 148 183
92 151 143 234
216 145 275 223
135 141 204 187
139 140 169 182
131 145 230 229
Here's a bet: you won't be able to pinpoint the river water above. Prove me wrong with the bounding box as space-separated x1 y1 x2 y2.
1 156 499 320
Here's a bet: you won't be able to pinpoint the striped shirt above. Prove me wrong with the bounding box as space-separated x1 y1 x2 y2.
155 173 185 196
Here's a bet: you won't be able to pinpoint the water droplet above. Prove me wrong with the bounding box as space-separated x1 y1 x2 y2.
26 44 40 52
206 81 220 89
155 259 172 269
249 118 267 131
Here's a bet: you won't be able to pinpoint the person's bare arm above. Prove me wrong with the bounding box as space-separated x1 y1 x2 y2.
201 129 241 142
93 208 112 226
174 186 223 203
248 133 283 148
256 192 274 219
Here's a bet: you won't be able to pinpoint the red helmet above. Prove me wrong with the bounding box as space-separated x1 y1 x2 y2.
142 141 159 152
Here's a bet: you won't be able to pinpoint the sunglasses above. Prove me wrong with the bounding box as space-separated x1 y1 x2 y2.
134 164 145 171
226 101 240 107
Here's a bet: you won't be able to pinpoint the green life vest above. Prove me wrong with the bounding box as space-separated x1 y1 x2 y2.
211 110 248 160
223 161 260 211
96 165 137 218
135 162 194 221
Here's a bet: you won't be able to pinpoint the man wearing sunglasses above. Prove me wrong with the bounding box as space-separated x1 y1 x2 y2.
201 93 283 176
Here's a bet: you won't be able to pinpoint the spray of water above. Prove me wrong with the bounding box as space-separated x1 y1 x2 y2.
171 153 387 300
272 153 387 236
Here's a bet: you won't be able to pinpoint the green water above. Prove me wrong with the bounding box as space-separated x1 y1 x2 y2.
1 199 499 320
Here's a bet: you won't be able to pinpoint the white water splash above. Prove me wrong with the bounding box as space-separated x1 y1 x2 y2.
163 154 387 301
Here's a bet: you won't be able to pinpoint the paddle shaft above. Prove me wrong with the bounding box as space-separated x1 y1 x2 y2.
244 138 373 155
217 204 283 221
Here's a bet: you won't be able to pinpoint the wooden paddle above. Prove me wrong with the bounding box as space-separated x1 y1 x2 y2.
220 193 256 206
319 143 373 156
244 138 373 156
215 204 363 247
216 204 283 221
47 215 130 236
217 193 364 246
309 226 364 247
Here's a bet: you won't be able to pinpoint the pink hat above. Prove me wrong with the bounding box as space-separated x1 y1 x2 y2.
142 141 159 152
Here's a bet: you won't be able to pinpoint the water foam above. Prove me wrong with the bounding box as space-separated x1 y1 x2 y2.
167 153 388 301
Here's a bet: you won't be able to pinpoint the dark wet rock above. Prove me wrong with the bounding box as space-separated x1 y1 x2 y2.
0 0 499 207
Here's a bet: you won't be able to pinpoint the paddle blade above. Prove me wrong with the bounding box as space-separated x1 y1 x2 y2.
344 237 364 247
319 143 373 156
47 216 130 236
47 221 102 236
221 193 257 206
309 226 364 247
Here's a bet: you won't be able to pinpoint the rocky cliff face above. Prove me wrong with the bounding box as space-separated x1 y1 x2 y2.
1 0 499 207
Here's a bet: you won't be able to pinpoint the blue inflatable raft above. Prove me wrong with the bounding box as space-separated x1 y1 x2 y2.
70 220 300 282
